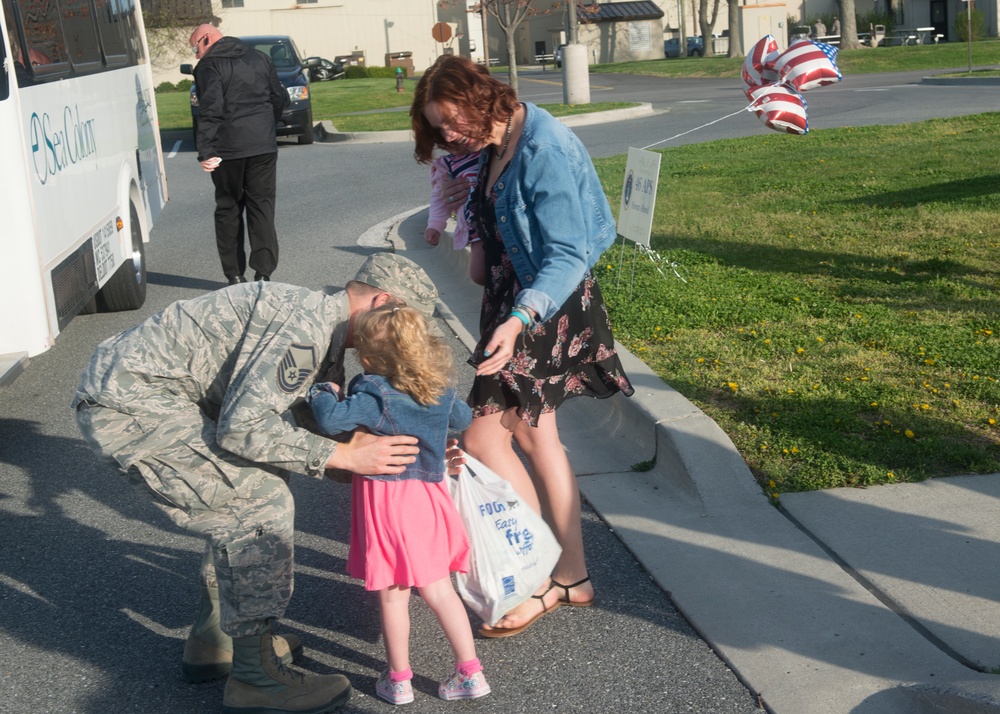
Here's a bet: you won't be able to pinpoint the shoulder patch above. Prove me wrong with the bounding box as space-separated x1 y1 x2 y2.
278 344 317 393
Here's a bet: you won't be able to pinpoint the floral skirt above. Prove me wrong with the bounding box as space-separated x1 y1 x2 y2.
469 252 634 427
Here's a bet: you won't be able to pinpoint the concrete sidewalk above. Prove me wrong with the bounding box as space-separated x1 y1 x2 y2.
385 208 1000 714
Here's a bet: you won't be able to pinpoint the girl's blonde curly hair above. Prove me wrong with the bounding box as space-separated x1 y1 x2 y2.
353 304 454 406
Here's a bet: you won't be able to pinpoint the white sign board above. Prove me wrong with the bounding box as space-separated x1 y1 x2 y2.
618 147 661 247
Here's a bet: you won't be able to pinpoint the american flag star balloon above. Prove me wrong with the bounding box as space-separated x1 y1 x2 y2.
773 39 843 93
741 34 780 98
747 84 809 135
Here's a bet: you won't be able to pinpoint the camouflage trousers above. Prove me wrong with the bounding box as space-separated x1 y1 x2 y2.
76 401 294 637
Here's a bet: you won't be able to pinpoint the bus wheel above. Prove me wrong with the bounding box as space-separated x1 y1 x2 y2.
97 201 148 312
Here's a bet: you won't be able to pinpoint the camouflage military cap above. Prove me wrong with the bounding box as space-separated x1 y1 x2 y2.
354 253 438 320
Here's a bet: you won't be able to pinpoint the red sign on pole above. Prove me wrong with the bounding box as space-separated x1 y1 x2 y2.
432 22 453 43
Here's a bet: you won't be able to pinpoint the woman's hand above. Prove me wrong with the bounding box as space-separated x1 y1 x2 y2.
474 317 522 376
440 174 473 208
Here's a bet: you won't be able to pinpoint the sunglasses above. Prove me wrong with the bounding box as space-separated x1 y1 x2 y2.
191 36 207 54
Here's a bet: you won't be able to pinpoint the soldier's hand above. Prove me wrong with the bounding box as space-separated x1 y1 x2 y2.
329 431 418 475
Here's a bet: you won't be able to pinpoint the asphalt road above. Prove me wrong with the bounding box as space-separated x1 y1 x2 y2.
2 68 996 713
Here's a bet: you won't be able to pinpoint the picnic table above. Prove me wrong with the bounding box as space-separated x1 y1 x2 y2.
891 27 940 45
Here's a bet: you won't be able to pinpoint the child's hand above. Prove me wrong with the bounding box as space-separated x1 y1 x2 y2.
307 382 341 402
425 227 441 246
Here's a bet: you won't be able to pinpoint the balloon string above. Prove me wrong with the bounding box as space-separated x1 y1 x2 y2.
640 104 755 151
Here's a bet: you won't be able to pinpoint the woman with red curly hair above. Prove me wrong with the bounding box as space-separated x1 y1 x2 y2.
411 55 634 638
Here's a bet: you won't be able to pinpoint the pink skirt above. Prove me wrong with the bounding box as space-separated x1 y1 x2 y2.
347 475 470 591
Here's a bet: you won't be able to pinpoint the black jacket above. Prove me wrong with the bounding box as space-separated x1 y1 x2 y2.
193 37 288 161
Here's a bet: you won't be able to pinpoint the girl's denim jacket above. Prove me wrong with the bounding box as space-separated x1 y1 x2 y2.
480 101 617 323
308 373 472 482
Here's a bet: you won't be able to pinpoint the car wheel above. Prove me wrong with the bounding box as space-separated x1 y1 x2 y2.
316 69 329 81
298 109 314 145
691 49 702 57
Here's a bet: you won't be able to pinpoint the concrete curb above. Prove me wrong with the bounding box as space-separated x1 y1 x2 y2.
921 75 1000 85
315 103 655 144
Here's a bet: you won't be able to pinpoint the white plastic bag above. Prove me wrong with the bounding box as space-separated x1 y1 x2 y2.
448 454 562 626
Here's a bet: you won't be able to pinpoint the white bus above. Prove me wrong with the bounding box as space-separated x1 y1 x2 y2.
1 0 166 382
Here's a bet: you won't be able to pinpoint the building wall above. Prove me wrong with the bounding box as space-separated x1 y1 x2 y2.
151 0 441 86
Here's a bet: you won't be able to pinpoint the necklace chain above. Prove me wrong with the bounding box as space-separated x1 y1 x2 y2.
494 114 513 160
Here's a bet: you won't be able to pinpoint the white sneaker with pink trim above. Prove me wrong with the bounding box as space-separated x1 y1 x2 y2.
438 669 491 701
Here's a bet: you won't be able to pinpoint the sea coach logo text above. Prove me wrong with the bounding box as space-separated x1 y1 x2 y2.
29 105 97 185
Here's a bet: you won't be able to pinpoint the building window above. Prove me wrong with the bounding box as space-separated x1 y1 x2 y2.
221 0 243 7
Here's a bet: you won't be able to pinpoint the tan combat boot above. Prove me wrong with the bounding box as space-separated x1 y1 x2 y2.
182 585 302 683
222 633 352 714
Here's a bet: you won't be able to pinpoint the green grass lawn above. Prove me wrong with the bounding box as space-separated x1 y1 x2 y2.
593 114 1000 496
155 77 638 132
593 38 1000 79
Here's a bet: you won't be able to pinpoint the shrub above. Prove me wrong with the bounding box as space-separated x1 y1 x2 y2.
344 65 400 79
175 78 193 92
154 81 176 93
954 8 985 41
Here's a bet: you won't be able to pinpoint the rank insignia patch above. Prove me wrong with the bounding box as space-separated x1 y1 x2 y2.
278 344 317 393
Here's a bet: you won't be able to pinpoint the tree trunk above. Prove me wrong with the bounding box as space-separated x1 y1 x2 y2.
727 0 743 57
837 0 863 49
506 31 520 95
698 0 722 56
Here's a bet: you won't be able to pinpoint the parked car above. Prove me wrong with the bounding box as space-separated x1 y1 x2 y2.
181 35 319 145
555 44 565 68
663 36 704 57
306 57 345 82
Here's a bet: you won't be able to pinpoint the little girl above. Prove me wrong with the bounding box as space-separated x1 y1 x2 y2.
425 151 486 286
308 304 490 705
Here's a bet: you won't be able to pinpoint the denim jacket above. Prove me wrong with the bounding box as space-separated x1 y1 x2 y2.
483 102 617 323
308 373 472 482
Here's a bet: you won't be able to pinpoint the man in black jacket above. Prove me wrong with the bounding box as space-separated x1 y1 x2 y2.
190 25 288 285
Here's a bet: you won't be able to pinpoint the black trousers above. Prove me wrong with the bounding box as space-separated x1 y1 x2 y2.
211 152 279 279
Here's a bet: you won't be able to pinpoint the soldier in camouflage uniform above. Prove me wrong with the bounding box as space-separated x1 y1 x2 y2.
73 253 446 714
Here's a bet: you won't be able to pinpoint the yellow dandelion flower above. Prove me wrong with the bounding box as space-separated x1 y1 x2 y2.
921 404 930 410
816 337 824 343
697 358 705 363
905 429 915 438
764 339 771 344
887 472 896 479
787 389 795 394
790 447 799 454
728 382 738 392
796 347 805 354
990 418 997 426
870 401 879 407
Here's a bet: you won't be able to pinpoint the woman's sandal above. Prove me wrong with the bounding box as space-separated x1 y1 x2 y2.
477 582 562 639
551 576 595 608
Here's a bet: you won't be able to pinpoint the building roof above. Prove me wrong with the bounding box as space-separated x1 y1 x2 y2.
577 1 665 24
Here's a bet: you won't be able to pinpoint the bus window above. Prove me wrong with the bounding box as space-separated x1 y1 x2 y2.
60 0 102 69
93 0 126 65
14 0 69 77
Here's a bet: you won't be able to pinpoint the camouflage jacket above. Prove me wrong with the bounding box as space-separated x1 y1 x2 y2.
72 283 349 478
